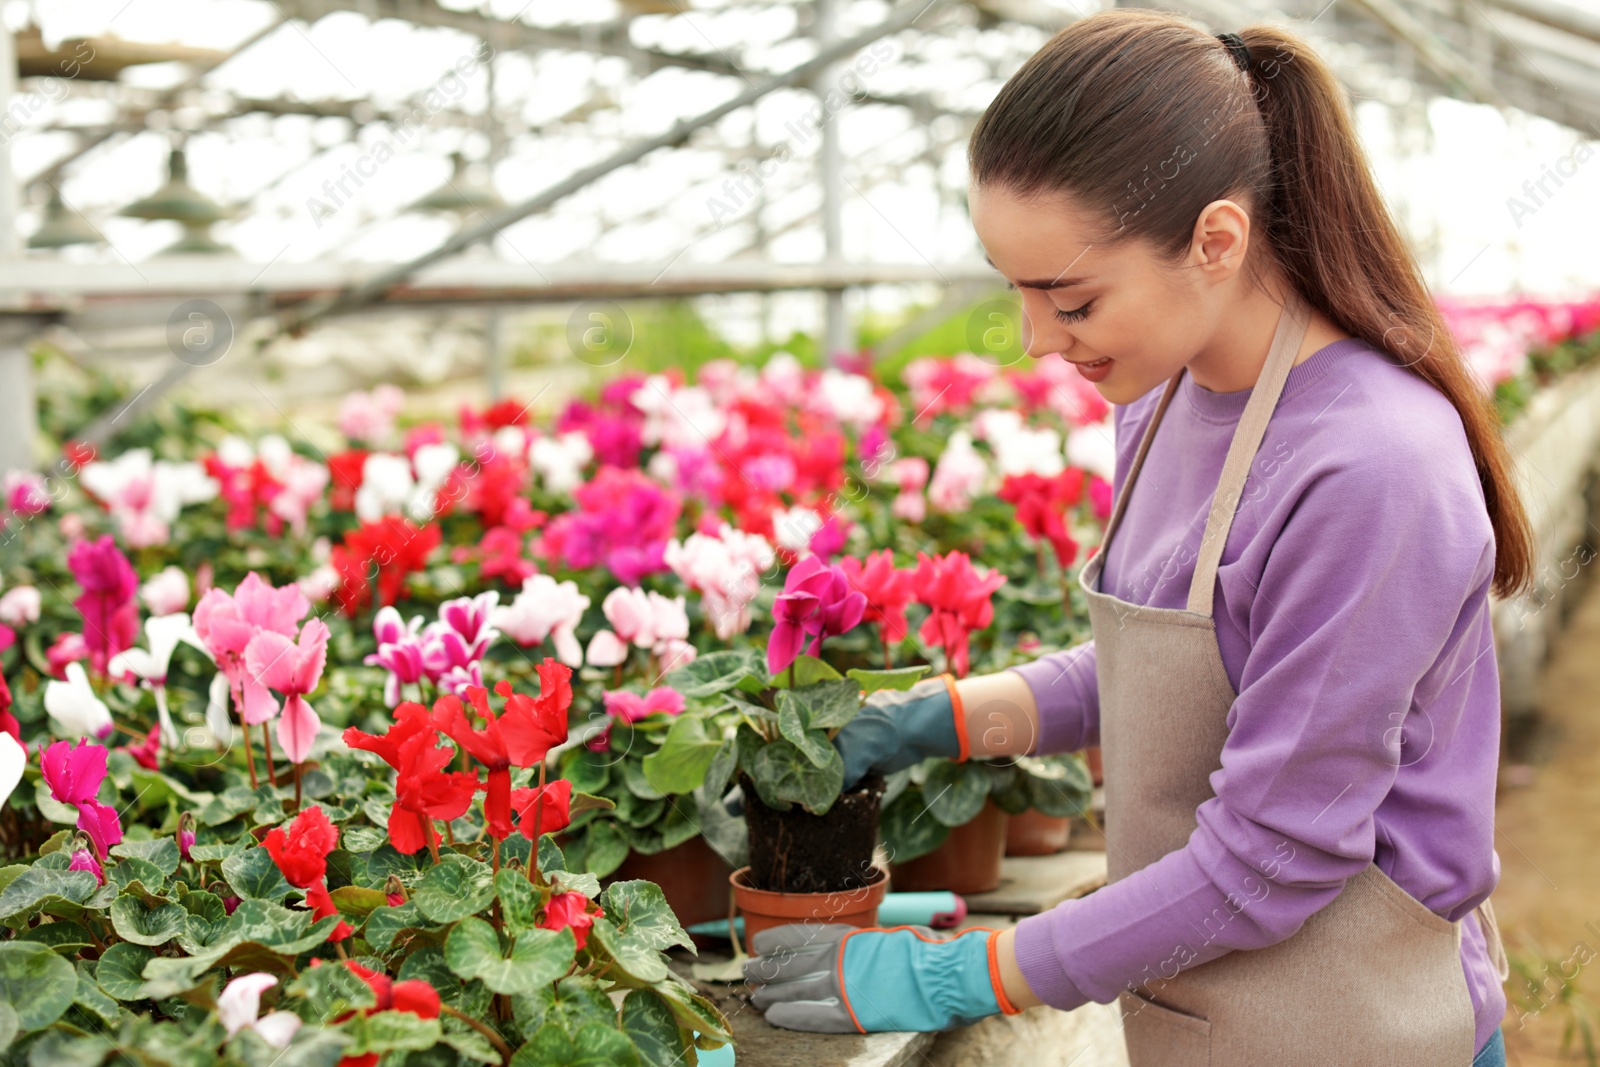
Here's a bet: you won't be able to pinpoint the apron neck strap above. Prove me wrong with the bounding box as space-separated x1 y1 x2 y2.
1185 290 1313 615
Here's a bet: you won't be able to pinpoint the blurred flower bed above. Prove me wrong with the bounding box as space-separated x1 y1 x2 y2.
0 293 1593 1064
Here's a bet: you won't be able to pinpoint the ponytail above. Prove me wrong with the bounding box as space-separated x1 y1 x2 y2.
969 10 1534 598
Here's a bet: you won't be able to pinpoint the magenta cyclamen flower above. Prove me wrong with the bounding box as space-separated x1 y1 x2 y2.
67 535 139 675
766 555 867 676
68 849 104 885
366 607 428 707
39 738 108 806
77 800 123 860
41 739 124 862
243 618 330 764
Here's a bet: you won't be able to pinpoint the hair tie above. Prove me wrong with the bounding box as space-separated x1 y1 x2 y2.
1215 32 1251 74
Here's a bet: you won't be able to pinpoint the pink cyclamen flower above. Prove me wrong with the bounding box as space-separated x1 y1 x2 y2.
366 608 429 707
68 849 104 885
4 470 49 515
67 534 139 676
194 573 310 726
243 617 329 764
603 687 686 725
46 632 90 680
39 738 108 806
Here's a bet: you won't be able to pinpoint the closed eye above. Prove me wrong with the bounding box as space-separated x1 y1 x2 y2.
1055 300 1093 324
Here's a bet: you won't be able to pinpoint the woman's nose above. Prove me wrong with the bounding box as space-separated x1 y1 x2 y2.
1020 298 1071 360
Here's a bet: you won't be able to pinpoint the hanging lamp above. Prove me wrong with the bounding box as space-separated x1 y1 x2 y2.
118 145 233 255
28 186 103 249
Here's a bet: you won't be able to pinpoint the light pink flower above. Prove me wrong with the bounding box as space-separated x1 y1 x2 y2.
337 384 405 444
0 586 40 627
139 567 191 616
243 618 329 764
488 574 590 666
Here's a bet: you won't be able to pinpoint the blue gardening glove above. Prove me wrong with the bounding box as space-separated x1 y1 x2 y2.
833 674 964 791
742 923 1018 1033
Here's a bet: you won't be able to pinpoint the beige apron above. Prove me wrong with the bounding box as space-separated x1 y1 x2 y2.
1079 290 1508 1066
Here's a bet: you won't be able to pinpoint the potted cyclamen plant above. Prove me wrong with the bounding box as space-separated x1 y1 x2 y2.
882 751 1094 892
642 556 931 954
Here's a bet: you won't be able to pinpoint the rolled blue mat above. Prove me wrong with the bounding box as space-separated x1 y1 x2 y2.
693 1037 736 1066
687 891 966 939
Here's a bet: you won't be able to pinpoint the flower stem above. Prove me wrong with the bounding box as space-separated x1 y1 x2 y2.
237 695 258 790
442 1004 512 1064
261 723 279 787
293 762 303 810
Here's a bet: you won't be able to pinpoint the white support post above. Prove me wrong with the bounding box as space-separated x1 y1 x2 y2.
814 0 849 366
0 21 38 474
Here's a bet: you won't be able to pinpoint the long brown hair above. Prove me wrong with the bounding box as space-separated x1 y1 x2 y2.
968 10 1533 598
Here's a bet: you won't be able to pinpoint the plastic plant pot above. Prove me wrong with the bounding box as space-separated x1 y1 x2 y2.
731 863 889 957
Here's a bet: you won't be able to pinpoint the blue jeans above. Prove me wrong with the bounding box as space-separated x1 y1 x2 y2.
1472 1026 1505 1067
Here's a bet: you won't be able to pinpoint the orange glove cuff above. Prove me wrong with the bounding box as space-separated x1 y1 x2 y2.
942 672 969 762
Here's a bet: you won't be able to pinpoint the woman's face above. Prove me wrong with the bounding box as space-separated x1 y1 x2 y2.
968 182 1245 406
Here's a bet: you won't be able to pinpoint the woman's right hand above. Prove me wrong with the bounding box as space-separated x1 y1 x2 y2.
832 674 964 790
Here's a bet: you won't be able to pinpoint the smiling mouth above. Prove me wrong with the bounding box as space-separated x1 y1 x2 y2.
1067 356 1110 367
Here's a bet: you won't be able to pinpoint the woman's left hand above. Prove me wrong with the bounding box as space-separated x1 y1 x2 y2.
741 923 1017 1033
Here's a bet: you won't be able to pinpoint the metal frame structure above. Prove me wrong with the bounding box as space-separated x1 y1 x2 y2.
0 0 1597 468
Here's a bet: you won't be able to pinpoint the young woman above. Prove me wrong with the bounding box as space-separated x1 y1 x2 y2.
742 10 1530 1066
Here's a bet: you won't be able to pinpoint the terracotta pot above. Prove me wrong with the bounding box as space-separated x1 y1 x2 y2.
732 864 888 956
607 835 734 931
1004 808 1074 856
888 800 1009 895
1085 746 1104 786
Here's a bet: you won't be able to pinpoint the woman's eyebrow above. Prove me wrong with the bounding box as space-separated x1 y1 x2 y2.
983 253 1093 290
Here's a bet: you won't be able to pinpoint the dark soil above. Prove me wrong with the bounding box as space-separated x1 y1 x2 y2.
741 770 884 894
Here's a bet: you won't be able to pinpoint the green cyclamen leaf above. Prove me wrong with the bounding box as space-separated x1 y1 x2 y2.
0 868 98 923
641 715 722 797
109 838 181 878
444 916 574 995
412 853 496 924
109 895 188 947
0 941 78 1029
93 942 155 1001
923 759 992 827
221 848 293 903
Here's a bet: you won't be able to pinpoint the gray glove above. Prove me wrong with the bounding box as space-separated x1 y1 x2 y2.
742 921 1009 1033
832 674 962 791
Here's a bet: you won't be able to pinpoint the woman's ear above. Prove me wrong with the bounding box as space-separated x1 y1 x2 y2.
1188 198 1251 283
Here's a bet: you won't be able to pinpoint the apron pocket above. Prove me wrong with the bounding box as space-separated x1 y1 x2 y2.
1120 989 1211 1067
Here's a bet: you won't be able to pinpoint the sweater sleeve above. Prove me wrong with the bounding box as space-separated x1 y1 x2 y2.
1005 640 1099 755
1008 447 1496 1009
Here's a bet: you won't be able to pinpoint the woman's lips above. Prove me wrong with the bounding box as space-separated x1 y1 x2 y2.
1070 355 1112 382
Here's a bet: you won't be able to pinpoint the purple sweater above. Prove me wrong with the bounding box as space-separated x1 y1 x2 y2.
1006 338 1505 1052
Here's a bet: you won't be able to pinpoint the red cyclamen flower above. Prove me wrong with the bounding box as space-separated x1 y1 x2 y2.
263 806 350 942
316 959 440 1067
835 549 917 647
540 889 601 951
913 550 1008 678
432 663 573 840
343 703 479 856
510 777 573 841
